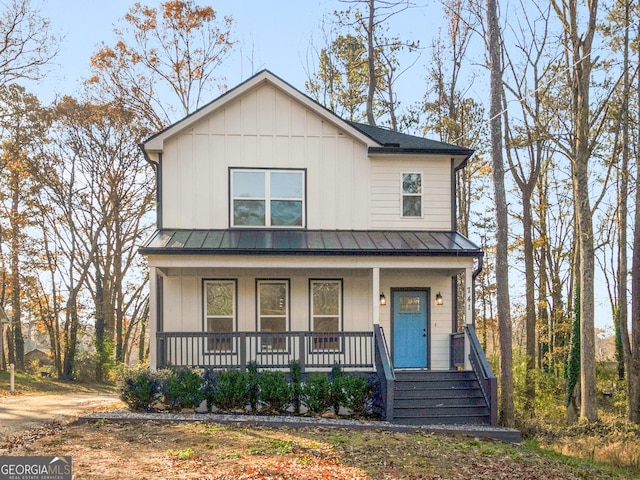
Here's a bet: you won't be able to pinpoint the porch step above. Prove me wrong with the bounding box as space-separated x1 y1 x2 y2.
392 370 491 425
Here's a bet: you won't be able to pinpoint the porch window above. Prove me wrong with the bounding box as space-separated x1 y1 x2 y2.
401 172 422 217
311 280 342 351
257 280 289 351
204 280 236 352
231 169 305 227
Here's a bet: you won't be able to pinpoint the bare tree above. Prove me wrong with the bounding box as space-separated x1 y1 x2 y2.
0 0 59 87
550 0 600 422
486 0 514 428
88 0 236 130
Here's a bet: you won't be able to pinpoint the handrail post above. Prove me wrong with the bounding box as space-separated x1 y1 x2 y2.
157 337 165 369
298 332 306 374
240 332 247 371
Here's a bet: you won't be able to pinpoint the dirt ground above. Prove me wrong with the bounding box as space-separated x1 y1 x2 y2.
0 392 631 479
0 393 122 440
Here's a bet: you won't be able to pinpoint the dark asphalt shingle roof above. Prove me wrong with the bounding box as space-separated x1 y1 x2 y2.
347 121 474 156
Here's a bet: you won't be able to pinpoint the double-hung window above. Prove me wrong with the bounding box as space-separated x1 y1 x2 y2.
231 169 305 227
204 280 236 352
401 172 422 217
257 280 289 351
310 280 342 351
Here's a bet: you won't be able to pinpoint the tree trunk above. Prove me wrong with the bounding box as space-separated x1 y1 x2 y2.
486 0 514 428
365 0 377 126
10 170 24 371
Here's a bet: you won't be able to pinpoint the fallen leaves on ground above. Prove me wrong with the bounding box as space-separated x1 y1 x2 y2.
0 420 629 479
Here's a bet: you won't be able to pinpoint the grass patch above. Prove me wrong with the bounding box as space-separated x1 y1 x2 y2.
0 370 117 395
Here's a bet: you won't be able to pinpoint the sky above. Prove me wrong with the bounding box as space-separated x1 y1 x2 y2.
26 0 616 332
31 0 437 106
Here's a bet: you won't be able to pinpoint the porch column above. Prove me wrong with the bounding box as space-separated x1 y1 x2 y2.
372 267 380 325
149 267 157 370
464 265 473 370
465 266 473 325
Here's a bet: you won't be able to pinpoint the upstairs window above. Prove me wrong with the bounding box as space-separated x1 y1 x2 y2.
401 173 422 217
231 169 305 227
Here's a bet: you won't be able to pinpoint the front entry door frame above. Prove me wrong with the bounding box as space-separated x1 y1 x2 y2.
391 287 430 369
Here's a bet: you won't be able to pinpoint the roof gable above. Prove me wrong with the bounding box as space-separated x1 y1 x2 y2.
142 70 379 154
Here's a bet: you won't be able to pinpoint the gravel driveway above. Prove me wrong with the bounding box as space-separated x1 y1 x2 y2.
0 393 121 440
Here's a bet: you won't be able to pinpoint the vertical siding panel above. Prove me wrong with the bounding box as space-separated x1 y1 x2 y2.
306 136 321 229
225 100 242 134
182 277 200 331
336 137 353 228
275 92 290 136
320 135 337 229
275 137 290 167
290 101 306 137
241 90 257 135
178 134 194 229
210 135 227 227
350 275 371 331
162 141 180 227
163 277 183 331
193 134 211 228
259 136 274 165
237 277 255 331
257 85 275 135
290 277 308 331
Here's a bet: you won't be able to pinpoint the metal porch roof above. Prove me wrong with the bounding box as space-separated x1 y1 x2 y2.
139 229 483 257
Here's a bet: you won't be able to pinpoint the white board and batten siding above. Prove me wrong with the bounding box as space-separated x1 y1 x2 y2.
161 268 373 333
379 270 456 370
160 82 453 231
160 83 371 230
159 265 462 370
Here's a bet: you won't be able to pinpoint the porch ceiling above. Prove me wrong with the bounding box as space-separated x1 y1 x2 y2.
140 229 483 257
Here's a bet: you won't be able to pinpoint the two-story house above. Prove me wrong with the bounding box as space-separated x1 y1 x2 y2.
139 70 496 425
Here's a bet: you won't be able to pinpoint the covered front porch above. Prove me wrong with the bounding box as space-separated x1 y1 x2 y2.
141 229 496 425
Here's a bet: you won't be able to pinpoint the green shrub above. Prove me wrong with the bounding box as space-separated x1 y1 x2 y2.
119 366 157 411
330 364 345 414
247 363 260 413
160 367 204 411
259 371 290 413
303 372 330 414
340 375 371 417
289 361 302 414
214 370 249 411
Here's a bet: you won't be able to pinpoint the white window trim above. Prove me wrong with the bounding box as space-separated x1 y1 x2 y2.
400 172 423 218
231 168 306 228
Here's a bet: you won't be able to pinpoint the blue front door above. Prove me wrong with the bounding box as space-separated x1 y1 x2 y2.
393 290 428 368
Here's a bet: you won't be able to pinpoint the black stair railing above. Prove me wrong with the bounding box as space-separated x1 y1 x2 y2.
466 324 498 425
373 324 395 421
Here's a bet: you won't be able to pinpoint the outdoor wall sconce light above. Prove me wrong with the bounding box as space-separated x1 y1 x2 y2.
435 292 444 306
379 293 387 306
